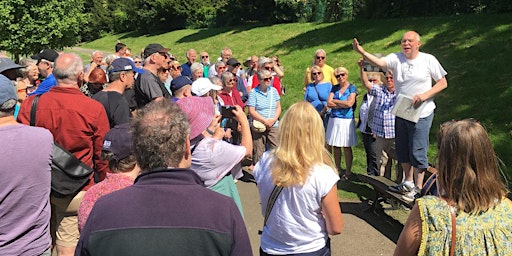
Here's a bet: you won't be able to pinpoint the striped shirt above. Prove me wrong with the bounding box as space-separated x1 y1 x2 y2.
247 86 280 127
370 85 396 139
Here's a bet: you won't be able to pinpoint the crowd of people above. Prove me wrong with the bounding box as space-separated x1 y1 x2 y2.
0 30 510 256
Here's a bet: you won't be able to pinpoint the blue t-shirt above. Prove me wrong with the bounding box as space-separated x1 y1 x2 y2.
181 62 192 78
29 74 56 96
304 82 332 112
330 83 357 119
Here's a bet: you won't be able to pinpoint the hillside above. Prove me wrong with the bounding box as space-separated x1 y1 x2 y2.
79 13 512 189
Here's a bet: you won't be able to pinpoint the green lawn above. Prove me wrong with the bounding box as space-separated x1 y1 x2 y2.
76 13 512 200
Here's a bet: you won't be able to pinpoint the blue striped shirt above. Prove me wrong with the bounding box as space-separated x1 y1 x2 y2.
247 87 280 127
369 85 396 138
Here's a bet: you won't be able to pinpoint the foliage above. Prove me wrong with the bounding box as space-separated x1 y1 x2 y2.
0 0 85 61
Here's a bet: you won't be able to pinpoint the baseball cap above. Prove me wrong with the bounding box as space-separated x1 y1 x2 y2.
31 49 59 62
226 58 241 67
243 57 252 67
170 76 193 94
191 78 222 97
0 58 23 74
102 123 132 160
176 96 214 140
0 74 17 105
109 58 144 74
143 44 169 59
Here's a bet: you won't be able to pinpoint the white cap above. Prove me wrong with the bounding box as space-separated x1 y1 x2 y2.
191 78 222 96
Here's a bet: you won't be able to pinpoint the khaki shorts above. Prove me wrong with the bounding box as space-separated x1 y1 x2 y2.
50 191 85 247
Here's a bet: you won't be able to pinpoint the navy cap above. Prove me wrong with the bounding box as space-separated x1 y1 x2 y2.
170 76 193 94
102 123 132 160
0 58 23 73
109 58 144 74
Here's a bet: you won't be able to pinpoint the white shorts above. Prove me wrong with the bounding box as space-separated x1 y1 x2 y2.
326 118 357 147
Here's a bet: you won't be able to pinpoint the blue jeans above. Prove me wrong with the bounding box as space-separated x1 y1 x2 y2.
395 113 433 169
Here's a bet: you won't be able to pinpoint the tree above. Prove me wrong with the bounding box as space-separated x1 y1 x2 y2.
0 0 86 61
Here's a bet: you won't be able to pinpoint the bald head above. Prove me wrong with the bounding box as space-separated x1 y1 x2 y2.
53 53 84 86
401 31 422 59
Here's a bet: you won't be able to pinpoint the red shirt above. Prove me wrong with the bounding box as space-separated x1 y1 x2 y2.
17 86 110 190
252 76 282 96
218 87 245 109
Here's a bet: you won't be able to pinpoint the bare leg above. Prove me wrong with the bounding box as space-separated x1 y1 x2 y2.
332 146 342 171
343 147 353 176
414 167 426 189
56 245 75 256
401 162 414 183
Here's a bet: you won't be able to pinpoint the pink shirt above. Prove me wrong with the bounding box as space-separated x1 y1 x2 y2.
78 173 134 231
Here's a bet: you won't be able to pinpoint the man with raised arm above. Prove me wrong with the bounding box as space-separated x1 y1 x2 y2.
353 31 447 201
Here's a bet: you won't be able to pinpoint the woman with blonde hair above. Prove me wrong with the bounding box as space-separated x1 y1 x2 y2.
394 119 512 256
254 101 343 255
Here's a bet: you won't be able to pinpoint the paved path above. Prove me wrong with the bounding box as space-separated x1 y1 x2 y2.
237 180 403 256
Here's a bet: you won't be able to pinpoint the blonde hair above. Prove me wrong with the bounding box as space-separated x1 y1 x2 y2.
437 119 508 213
271 102 336 187
334 67 349 76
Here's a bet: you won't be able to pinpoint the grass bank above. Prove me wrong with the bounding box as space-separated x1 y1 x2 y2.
77 13 512 199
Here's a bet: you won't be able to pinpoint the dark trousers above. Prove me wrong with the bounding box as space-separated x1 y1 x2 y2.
362 132 379 175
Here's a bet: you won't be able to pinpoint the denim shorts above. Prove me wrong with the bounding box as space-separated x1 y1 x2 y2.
395 113 433 169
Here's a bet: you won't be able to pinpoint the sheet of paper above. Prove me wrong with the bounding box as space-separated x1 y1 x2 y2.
391 94 426 123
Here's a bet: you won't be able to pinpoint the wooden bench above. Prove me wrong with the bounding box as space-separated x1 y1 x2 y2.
358 166 437 211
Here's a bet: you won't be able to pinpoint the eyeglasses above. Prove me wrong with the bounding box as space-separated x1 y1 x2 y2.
26 86 37 93
316 56 325 60
263 77 272 82
229 78 237 82
335 73 347 79
158 52 169 58
264 66 273 71
370 79 378 82
218 66 226 70
173 66 181 70
386 76 393 80
201 55 209 59
311 72 322 76
134 61 142 64
17 88 28 93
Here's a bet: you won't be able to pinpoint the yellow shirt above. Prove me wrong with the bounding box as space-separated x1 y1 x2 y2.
304 64 337 85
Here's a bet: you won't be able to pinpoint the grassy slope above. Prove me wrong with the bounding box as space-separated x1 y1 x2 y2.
78 14 512 199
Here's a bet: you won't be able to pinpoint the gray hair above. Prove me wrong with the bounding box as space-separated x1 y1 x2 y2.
104 54 118 66
209 76 222 86
0 99 16 117
315 49 326 56
221 71 234 86
53 53 84 83
220 48 231 57
258 57 272 69
257 69 272 80
186 49 196 58
108 70 128 82
131 101 190 172
91 50 103 58
19 58 37 74
190 62 203 74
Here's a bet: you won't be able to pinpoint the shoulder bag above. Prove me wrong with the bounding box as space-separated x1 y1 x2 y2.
30 94 94 197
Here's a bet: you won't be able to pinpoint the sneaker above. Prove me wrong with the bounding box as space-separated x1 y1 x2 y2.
402 187 421 202
388 182 414 194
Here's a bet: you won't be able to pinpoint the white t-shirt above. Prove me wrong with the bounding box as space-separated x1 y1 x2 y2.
254 152 340 254
191 137 245 187
385 52 447 117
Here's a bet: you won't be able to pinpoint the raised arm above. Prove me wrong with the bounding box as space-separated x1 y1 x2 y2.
352 38 387 69
358 59 374 91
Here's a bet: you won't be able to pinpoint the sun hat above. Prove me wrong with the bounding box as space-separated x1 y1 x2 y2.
176 96 214 140
0 58 23 73
191 78 222 97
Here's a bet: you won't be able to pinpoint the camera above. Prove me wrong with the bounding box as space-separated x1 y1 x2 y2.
220 106 237 130
221 106 235 119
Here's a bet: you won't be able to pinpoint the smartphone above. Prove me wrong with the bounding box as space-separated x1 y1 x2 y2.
220 106 237 130
221 106 235 119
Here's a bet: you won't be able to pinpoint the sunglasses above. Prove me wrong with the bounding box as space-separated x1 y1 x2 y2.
316 56 325 60
311 72 322 76
173 66 181 70
134 61 142 64
229 78 237 82
158 52 169 58
264 66 273 71
17 88 28 93
335 73 347 79
263 77 272 82
386 76 393 80
201 55 209 59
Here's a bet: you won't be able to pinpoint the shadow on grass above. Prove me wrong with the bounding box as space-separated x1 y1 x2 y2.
176 23 269 43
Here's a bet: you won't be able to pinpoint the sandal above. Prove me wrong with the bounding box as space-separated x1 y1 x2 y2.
341 174 351 181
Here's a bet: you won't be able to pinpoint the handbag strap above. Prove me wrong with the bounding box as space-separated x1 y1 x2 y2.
263 185 283 227
443 198 456 256
30 94 42 126
313 83 326 109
